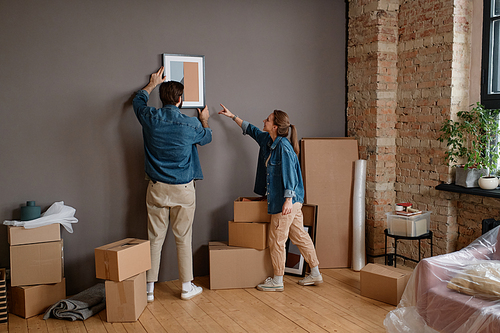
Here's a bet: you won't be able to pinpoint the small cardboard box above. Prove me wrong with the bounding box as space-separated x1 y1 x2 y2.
105 272 147 322
10 279 66 318
0 269 6 324
228 221 269 250
95 238 151 282
360 263 413 306
10 240 63 287
8 224 61 245
233 197 270 222
209 241 273 290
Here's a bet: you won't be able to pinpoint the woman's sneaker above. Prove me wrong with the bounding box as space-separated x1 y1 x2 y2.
181 283 203 300
256 277 284 292
147 292 154 302
298 274 323 286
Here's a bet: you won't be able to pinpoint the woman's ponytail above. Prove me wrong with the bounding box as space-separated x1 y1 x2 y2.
273 110 300 156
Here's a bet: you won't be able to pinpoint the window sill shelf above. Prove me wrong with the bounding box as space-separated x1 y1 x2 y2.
436 183 500 199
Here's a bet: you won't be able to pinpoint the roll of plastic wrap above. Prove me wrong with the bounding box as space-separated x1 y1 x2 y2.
352 159 367 271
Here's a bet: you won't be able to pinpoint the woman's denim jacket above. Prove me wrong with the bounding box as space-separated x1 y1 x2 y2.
241 121 304 214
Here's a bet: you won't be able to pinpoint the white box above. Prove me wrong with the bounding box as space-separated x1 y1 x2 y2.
386 211 431 237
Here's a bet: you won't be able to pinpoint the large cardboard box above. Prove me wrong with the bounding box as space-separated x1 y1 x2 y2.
228 221 269 250
95 238 151 282
8 224 60 245
209 241 273 290
301 138 358 268
10 279 66 318
105 272 147 322
10 240 63 287
360 263 413 306
233 197 270 222
0 269 6 323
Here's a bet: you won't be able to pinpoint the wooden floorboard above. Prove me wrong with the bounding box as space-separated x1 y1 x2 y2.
4 269 394 333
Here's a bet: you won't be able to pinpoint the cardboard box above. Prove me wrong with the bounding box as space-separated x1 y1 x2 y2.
233 197 270 222
0 269 6 324
10 240 63 287
360 263 413 306
386 211 431 237
301 138 359 268
8 224 61 245
105 272 146 322
95 238 151 282
10 279 66 318
228 221 269 250
209 241 273 290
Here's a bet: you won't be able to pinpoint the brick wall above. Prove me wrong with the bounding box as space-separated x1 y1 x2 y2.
347 0 499 264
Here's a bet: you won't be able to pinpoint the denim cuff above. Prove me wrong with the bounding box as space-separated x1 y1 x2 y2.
284 189 295 198
241 120 249 134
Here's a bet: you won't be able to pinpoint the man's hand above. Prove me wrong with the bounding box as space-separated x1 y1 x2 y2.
282 198 293 215
143 67 165 94
197 106 210 128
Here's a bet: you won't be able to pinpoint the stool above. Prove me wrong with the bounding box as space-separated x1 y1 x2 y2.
384 229 433 267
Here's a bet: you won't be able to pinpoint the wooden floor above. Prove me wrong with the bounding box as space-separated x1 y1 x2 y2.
0 269 394 333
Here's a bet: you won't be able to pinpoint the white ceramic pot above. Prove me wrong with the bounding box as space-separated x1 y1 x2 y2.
478 176 499 190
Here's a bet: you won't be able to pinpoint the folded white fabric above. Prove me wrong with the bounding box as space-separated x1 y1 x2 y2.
3 201 78 233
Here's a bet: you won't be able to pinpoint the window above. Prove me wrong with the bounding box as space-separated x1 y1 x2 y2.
482 0 500 108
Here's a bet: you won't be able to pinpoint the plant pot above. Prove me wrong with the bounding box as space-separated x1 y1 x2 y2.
478 176 499 190
455 167 488 188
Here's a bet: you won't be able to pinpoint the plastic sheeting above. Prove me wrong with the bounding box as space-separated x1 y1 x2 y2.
385 225 500 333
352 159 366 271
3 201 78 233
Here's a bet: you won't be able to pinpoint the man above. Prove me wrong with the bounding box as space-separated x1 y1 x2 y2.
133 66 212 301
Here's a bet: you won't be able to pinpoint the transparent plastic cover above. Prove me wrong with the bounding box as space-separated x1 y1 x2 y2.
385 225 500 332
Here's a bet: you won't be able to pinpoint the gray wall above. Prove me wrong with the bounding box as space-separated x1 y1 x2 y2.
0 0 346 294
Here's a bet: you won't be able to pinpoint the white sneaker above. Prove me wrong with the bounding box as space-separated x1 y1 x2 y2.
298 274 323 286
256 277 284 292
181 283 203 300
147 291 154 302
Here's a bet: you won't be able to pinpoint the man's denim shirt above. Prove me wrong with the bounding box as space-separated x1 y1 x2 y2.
241 121 304 214
133 90 212 184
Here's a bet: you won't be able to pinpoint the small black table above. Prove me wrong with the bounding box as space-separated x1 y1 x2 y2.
384 229 433 267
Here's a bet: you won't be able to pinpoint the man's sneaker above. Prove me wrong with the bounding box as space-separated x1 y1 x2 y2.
256 277 284 292
181 283 203 300
147 292 154 302
298 274 323 286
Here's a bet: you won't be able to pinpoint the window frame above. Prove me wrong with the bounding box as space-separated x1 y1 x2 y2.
482 0 500 109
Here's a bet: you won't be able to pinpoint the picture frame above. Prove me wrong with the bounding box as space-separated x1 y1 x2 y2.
285 226 311 277
162 54 205 108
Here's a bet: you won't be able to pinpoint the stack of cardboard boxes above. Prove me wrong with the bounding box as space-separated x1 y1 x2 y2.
94 238 151 323
8 224 66 318
209 197 317 290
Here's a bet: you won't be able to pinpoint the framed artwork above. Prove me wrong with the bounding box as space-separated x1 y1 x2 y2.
285 226 311 277
162 54 205 108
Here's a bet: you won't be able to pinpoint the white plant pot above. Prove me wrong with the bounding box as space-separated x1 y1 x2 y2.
478 176 499 190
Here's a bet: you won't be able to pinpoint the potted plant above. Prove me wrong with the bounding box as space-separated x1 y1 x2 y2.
438 103 500 189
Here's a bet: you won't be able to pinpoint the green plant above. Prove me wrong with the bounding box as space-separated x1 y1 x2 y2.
438 103 500 176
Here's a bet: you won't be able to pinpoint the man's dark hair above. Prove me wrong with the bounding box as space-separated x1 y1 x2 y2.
159 81 184 106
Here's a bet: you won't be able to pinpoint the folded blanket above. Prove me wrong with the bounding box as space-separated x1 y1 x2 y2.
43 283 105 321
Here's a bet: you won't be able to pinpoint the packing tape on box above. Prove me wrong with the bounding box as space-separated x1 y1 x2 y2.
104 251 111 280
118 282 127 304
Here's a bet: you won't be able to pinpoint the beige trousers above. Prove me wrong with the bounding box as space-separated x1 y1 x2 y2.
269 202 320 276
145 180 196 283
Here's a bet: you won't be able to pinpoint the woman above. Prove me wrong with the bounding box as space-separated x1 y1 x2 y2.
219 104 322 291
